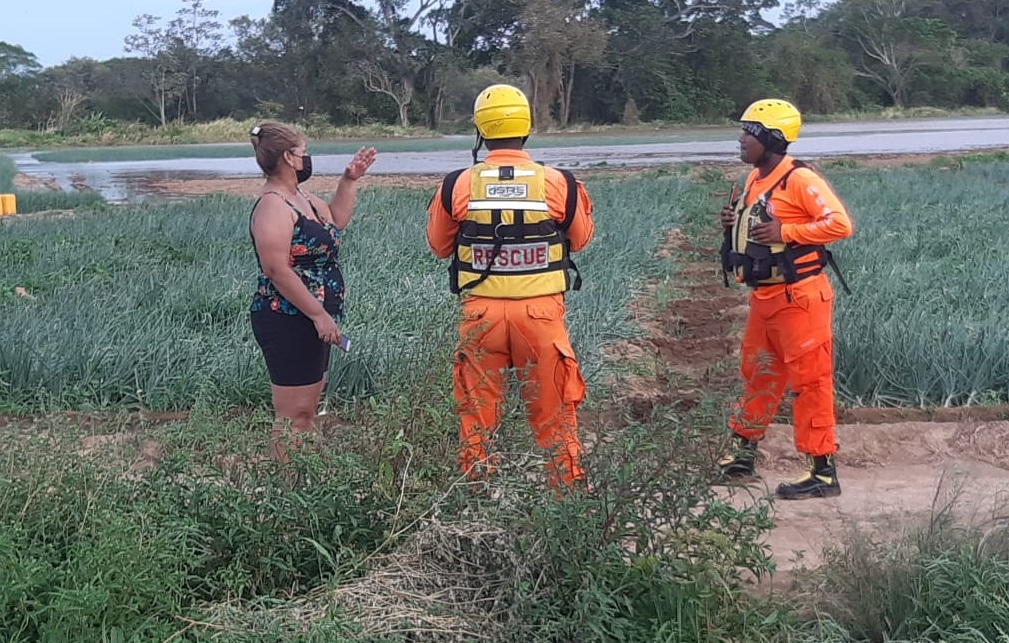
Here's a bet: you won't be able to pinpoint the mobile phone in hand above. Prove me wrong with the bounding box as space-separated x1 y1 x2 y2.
338 335 351 352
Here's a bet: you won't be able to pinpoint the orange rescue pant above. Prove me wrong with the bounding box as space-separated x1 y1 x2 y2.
453 294 587 488
728 274 838 457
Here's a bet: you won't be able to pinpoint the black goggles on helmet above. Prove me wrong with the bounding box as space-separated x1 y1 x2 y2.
741 121 789 154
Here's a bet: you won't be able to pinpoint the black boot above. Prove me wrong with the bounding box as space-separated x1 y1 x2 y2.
776 454 841 500
717 434 758 478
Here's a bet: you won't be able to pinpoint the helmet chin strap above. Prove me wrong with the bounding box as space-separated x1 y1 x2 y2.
471 133 484 165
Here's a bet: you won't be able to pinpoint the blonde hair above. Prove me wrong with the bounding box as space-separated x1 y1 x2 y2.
249 121 303 176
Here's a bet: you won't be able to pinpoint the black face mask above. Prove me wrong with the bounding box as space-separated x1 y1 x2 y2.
295 154 313 183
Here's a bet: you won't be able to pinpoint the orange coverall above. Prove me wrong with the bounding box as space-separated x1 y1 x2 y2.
729 157 853 457
427 149 595 487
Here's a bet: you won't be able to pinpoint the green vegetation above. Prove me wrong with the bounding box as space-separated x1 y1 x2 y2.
1 158 1008 637
826 162 1009 407
6 150 1009 639
0 170 792 640
0 415 396 640
1 0 1008 633
5 403 1006 640
0 119 441 151
0 403 790 641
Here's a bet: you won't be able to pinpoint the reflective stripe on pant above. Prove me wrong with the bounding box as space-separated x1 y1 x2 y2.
728 274 838 457
453 294 586 487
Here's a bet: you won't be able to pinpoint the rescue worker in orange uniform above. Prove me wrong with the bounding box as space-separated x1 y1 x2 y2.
717 99 853 500
426 84 595 489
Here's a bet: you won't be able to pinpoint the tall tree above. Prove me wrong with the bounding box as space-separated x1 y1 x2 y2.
428 0 523 65
512 0 607 127
168 0 223 116
597 0 775 123
827 0 956 107
39 58 95 132
348 0 441 127
915 0 1009 44
0 42 41 78
123 14 188 126
764 27 858 114
0 42 42 128
271 0 376 123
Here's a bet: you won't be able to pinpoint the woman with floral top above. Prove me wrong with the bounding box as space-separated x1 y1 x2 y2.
248 121 376 463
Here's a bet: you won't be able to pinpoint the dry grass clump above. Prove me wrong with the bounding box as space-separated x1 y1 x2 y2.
328 516 530 640
204 511 537 641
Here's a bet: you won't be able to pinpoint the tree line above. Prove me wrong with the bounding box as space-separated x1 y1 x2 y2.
1 0 1007 136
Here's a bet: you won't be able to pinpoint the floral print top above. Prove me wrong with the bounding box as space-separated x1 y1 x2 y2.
250 190 346 321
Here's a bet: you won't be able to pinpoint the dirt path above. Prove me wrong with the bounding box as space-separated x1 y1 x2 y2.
623 211 1009 589
739 421 1009 582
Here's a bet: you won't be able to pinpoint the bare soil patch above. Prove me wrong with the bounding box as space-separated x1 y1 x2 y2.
734 420 1009 589
13 173 60 191
132 166 648 200
138 174 448 199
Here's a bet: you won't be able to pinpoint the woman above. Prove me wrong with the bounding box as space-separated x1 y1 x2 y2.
248 121 376 463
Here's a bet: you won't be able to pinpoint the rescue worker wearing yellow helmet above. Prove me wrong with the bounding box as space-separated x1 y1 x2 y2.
426 84 595 489
718 98 853 500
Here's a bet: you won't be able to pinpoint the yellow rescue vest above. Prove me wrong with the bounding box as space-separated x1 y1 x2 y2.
722 162 839 289
443 162 581 299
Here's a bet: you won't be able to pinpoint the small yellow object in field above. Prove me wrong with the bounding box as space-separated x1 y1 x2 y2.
14 287 35 301
0 194 16 215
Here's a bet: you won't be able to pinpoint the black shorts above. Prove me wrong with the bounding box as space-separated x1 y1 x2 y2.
251 310 331 387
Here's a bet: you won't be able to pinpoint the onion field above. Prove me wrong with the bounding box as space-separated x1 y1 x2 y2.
3 160 1009 412
0 175 698 411
829 161 1009 407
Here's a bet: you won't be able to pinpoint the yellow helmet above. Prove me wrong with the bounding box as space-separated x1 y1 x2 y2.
473 84 531 140
740 99 802 142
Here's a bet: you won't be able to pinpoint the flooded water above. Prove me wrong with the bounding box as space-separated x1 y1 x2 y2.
12 116 1009 203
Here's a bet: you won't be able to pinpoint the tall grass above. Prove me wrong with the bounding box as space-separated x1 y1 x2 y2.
0 173 694 412
9 158 1009 409
0 153 14 191
793 485 1009 643
0 414 392 641
0 395 790 641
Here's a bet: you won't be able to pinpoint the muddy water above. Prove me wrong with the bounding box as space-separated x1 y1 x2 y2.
12 117 1009 203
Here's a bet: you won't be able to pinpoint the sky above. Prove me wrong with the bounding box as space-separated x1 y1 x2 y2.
2 0 274 68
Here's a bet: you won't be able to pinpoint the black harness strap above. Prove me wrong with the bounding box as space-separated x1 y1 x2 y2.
458 208 511 293
443 168 469 295
440 168 465 216
558 169 578 231
558 169 582 291
823 249 851 294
